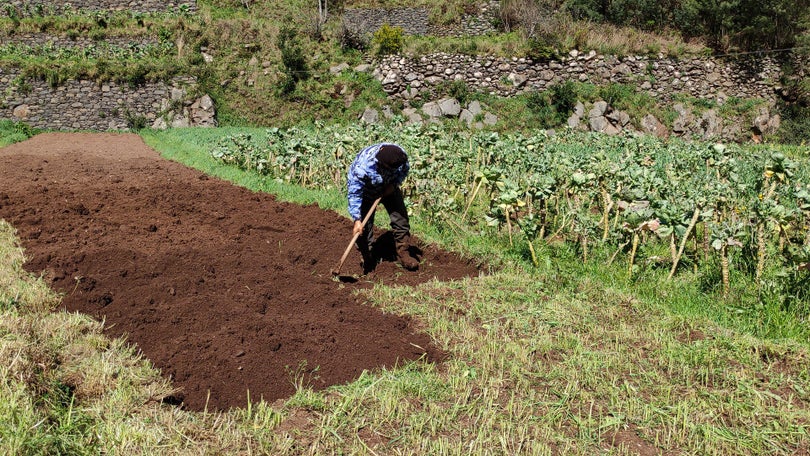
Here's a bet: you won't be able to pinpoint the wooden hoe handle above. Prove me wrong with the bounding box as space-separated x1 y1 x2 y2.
333 197 382 275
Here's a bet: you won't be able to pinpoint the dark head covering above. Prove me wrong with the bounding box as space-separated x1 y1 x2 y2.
376 144 407 169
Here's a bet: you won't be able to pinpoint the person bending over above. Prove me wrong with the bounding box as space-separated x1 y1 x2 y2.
347 143 419 273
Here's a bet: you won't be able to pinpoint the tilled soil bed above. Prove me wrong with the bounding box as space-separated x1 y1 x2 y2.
0 132 481 411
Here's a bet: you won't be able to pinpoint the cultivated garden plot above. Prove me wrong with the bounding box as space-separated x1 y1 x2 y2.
0 132 481 411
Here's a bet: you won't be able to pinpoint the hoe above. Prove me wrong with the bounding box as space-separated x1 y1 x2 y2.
331 197 381 279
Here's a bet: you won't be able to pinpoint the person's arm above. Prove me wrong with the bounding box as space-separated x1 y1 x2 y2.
347 172 364 222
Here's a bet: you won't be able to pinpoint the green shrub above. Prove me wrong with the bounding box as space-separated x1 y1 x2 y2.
526 37 557 62
598 83 636 110
550 80 578 115
124 109 148 130
524 81 580 128
524 90 561 128
276 23 309 95
777 102 810 145
372 23 404 56
443 80 471 105
525 90 551 113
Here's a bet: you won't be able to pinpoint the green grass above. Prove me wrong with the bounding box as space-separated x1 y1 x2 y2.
0 120 37 147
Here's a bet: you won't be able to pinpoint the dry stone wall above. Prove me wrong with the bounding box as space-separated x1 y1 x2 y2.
0 32 157 48
0 0 196 16
343 1 498 38
376 52 783 104
0 70 210 131
0 0 210 131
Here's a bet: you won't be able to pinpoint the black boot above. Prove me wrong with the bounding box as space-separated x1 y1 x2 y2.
396 235 419 271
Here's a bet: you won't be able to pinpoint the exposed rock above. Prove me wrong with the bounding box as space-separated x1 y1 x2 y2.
421 101 443 118
438 98 461 117
607 110 631 127
359 107 379 124
330 63 350 74
641 114 668 138
752 107 781 135
672 103 693 135
574 102 585 118
589 114 608 132
459 109 475 126
694 109 722 139
171 115 190 128
467 100 483 116
508 73 528 88
402 107 423 125
12 104 29 119
589 101 608 118
603 121 621 135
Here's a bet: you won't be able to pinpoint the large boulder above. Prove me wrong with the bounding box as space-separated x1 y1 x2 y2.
752 107 781 136
438 98 462 117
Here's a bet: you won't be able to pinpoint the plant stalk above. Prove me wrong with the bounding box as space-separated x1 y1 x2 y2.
668 207 700 280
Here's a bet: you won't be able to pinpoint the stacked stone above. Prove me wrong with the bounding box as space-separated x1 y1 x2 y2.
429 0 499 37
343 1 499 38
1 0 197 16
0 33 158 48
0 69 206 131
375 52 783 104
343 8 430 37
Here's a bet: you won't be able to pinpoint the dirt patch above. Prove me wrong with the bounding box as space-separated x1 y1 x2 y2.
0 132 481 411
602 425 661 456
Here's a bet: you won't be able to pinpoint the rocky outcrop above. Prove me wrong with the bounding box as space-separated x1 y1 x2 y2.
564 99 780 142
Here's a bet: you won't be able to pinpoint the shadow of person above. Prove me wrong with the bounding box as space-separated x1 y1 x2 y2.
371 231 423 266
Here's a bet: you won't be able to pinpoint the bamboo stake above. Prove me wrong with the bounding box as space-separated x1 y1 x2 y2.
669 233 677 265
581 235 588 263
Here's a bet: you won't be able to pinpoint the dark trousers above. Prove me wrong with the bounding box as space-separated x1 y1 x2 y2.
358 186 410 250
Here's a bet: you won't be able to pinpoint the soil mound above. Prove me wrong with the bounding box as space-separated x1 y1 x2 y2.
0 132 481 411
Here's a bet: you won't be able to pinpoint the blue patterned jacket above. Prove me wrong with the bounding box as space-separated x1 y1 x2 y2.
347 143 410 221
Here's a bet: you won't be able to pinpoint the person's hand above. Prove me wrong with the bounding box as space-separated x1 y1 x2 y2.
353 220 363 236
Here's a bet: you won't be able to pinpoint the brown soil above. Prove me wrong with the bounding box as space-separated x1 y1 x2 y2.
0 132 481 411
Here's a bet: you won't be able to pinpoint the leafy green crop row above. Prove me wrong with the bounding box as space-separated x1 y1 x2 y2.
210 123 810 313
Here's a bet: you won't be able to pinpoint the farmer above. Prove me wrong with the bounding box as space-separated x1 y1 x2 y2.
347 143 419 273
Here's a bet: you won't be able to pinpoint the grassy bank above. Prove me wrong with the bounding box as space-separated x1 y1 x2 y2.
0 129 808 454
